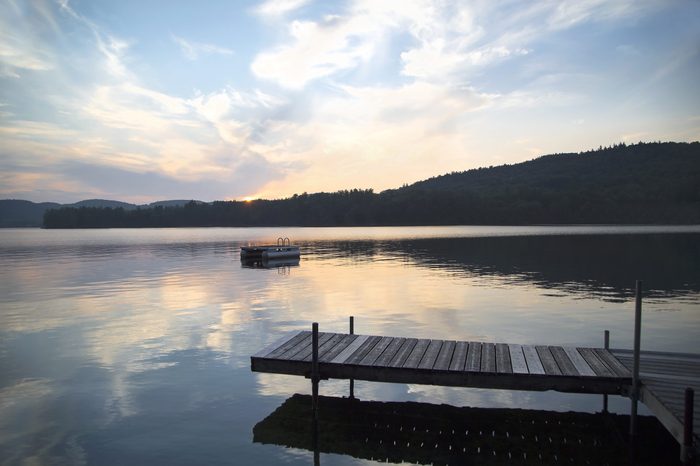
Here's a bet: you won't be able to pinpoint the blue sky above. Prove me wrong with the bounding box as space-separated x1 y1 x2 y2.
1 0 698 203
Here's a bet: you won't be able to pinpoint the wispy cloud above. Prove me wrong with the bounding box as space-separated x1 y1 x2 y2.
172 35 234 61
0 1 56 76
57 0 134 79
254 0 311 17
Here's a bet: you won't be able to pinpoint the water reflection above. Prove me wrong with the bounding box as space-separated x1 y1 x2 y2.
306 234 700 302
0 227 698 465
254 394 678 465
242 257 301 270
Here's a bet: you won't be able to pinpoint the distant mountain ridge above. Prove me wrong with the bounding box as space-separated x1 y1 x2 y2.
0 199 201 227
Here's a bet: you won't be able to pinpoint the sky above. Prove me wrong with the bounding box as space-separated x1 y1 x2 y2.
0 0 699 204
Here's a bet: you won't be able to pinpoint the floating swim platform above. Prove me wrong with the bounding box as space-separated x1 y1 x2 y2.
241 237 300 260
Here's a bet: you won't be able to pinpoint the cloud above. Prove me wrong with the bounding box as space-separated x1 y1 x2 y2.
171 35 234 61
0 150 284 203
56 157 283 201
252 0 666 89
189 87 286 147
254 0 311 17
0 1 287 202
240 81 501 196
0 0 57 76
546 0 652 30
251 14 382 89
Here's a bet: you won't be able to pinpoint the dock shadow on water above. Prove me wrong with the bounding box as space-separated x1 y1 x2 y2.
253 394 680 466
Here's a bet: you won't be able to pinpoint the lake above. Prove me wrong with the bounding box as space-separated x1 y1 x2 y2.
1 226 699 465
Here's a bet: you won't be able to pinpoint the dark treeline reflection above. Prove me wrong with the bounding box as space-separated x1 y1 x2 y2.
308 234 700 302
253 394 677 465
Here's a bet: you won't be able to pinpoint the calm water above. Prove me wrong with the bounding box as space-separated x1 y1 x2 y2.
1 226 699 465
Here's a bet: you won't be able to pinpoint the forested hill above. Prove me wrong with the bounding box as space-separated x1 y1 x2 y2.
43 142 700 228
0 199 196 227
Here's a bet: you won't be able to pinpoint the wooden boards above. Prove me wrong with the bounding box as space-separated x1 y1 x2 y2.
611 349 700 447
252 331 633 395
252 332 698 459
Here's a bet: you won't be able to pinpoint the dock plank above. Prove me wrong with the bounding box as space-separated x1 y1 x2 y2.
522 345 545 375
359 336 394 366
264 331 310 359
345 336 381 365
372 337 405 367
481 343 496 373
418 340 443 369
636 363 700 377
403 339 430 369
550 346 578 376
615 354 700 367
613 355 700 377
291 333 334 361
595 349 631 377
612 348 700 360
564 347 596 376
449 341 469 371
536 346 562 375
320 334 358 362
253 331 302 358
278 333 315 360
465 342 481 372
644 379 700 393
331 335 370 363
508 344 529 374
304 333 344 362
388 339 418 368
434 340 455 371
578 347 614 377
495 343 512 374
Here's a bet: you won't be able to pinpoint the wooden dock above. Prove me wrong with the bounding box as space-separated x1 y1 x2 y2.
612 348 700 454
252 330 631 395
251 283 697 462
252 326 698 462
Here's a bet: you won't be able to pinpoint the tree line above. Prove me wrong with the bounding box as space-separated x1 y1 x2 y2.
43 142 700 228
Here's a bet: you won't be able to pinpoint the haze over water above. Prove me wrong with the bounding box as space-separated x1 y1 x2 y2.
1 226 699 465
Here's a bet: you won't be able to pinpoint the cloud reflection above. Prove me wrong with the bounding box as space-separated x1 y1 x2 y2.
0 228 697 464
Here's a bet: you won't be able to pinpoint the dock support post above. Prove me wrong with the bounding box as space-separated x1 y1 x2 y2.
682 387 695 464
604 330 610 349
349 316 355 399
603 330 610 412
312 322 319 420
630 281 642 438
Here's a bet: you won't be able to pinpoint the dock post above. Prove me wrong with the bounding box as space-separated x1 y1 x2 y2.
312 322 319 420
349 316 355 399
630 281 642 438
603 330 610 412
682 387 695 464
604 330 610 349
